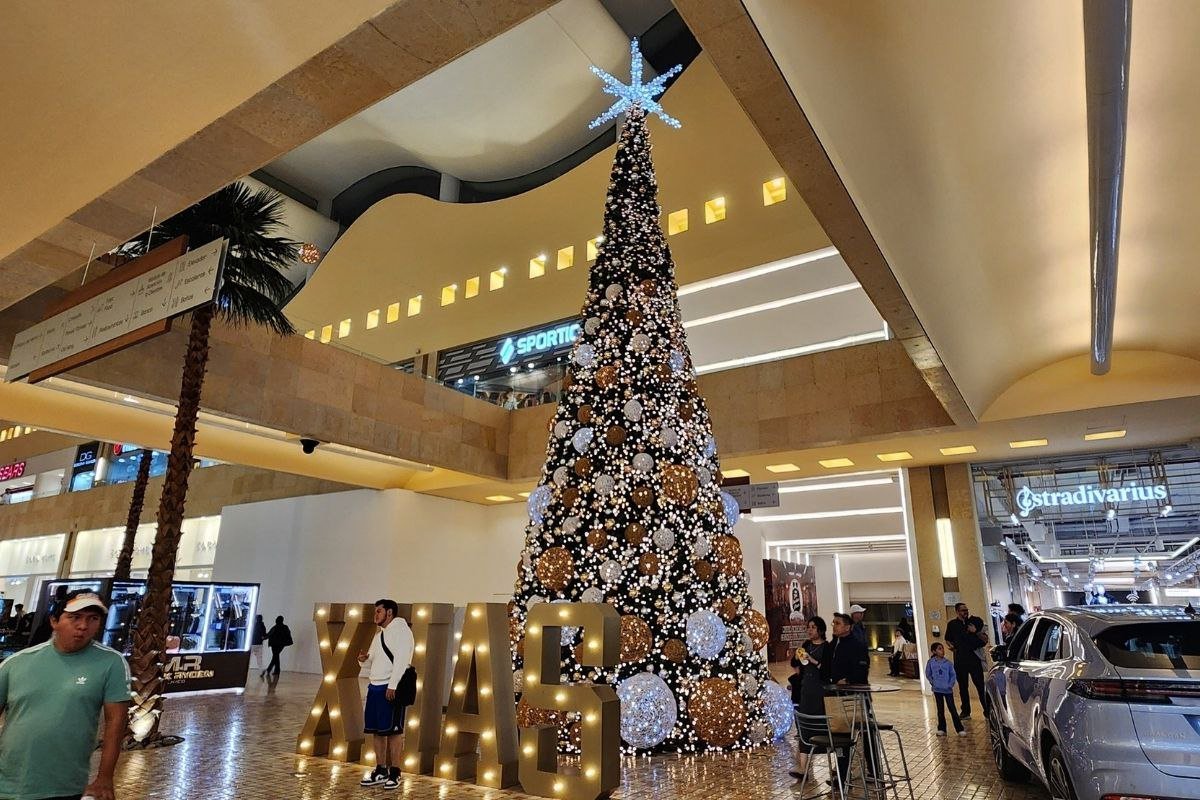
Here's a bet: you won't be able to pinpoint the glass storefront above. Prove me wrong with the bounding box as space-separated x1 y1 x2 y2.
0 534 67 612
437 317 580 408
69 516 220 581
971 445 1200 615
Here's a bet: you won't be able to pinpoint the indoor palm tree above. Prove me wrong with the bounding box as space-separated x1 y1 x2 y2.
127 182 297 746
112 449 152 581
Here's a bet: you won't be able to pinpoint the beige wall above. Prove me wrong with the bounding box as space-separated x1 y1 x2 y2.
0 463 353 542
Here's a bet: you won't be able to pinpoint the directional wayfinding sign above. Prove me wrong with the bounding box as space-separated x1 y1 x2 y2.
6 237 226 383
724 482 781 512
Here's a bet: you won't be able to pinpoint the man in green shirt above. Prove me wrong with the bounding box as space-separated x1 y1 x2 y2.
0 590 130 800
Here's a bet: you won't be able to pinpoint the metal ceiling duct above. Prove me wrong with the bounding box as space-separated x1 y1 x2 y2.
1083 0 1133 375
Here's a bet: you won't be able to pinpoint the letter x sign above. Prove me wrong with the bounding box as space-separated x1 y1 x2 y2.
296 603 377 762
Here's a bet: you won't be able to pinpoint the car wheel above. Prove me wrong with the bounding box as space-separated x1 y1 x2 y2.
1046 743 1078 800
989 710 1029 782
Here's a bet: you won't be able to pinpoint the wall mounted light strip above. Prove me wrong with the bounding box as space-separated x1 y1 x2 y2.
695 330 887 375
751 506 903 522
683 283 860 329
777 477 895 494
770 534 906 547
678 246 839 296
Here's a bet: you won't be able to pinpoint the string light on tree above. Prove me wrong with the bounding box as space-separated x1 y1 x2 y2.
510 40 772 754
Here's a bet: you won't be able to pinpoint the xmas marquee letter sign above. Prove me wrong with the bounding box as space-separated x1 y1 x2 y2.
520 602 621 800
296 603 377 762
400 602 454 775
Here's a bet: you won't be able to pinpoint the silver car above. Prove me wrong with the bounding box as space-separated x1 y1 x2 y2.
987 605 1200 800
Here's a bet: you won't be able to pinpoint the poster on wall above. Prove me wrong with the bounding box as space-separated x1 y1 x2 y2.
763 559 818 662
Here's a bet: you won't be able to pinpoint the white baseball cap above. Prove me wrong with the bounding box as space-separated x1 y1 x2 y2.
62 591 108 615
849 604 867 614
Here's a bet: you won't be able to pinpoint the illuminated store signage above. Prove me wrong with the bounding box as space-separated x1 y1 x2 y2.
1016 483 1168 517
0 461 26 481
498 322 582 365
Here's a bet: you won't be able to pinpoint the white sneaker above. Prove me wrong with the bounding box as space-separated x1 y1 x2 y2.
936 730 946 737
957 730 968 737
383 769 401 790
360 766 386 786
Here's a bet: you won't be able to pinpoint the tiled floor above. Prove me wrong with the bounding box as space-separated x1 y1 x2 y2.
107 671 1051 800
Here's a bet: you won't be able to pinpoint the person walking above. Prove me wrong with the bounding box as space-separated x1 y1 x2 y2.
251 614 268 671
262 615 293 678
788 617 830 785
0 590 130 800
944 602 989 719
888 627 908 677
926 642 965 736
358 599 415 791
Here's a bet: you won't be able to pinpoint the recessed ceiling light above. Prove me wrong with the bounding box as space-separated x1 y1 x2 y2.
876 451 912 462
819 458 855 469
722 469 750 479
1083 429 1126 441
766 463 801 473
939 445 977 456
485 495 514 502
1009 438 1049 449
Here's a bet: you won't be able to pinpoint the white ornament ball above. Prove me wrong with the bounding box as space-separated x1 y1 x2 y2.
521 552 533 571
740 674 760 695
585 317 601 335
581 587 604 604
553 467 569 486
653 528 675 550
661 426 678 448
624 399 643 421
595 474 615 496
616 672 678 750
574 344 597 368
605 284 623 301
630 333 651 353
572 427 594 454
685 609 727 660
528 595 546 608
764 682 794 741
697 467 713 486
693 536 712 559
751 720 772 745
600 560 622 584
562 516 581 535
632 452 654 472
554 421 570 439
513 668 525 694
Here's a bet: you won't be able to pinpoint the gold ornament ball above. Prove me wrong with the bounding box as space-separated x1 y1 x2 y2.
577 404 594 423
619 615 652 661
663 638 687 663
574 457 593 477
631 486 654 507
678 402 694 421
606 425 627 445
561 487 580 508
625 523 647 546
535 547 574 592
718 597 738 621
596 365 619 389
694 560 715 582
690 677 747 748
661 464 699 504
626 309 643 325
712 535 743 576
517 697 562 728
639 552 661 575
745 608 770 650
586 528 609 549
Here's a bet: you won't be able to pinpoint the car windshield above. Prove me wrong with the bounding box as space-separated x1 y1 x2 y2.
1094 621 1200 670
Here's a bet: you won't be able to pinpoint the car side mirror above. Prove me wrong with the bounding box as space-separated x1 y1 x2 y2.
990 645 1008 663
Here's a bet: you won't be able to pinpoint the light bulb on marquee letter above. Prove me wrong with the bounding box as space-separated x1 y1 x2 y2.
400 603 454 775
296 602 377 762
519 602 620 800
435 603 520 788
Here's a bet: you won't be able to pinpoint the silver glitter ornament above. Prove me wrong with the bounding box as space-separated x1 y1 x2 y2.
585 317 601 335
554 421 571 439
551 599 578 646
527 485 553 524
632 452 654 472
685 609 726 660
693 536 712 559
721 490 741 528
595 474 615 495
653 528 675 550
572 427 594 453
581 587 604 604
616 672 677 749
553 466 570 486
624 399 643 421
605 284 623 301
764 682 794 740
562 516 582 535
574 344 597 368
661 426 678 448
740 674 759 695
600 560 622 583
669 350 686 373
696 466 713 486
630 333 651 353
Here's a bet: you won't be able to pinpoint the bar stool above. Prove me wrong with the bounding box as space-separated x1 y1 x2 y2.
862 717 915 800
793 707 862 798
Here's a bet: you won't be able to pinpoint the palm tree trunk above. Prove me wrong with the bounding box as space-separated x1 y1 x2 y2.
113 450 152 581
127 304 214 745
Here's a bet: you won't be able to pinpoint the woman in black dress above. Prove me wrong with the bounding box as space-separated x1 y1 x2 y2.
789 616 830 783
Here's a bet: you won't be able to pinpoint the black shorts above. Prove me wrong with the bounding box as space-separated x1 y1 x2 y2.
363 683 406 735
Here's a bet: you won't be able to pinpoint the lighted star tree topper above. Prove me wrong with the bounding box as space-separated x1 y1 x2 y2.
509 41 792 754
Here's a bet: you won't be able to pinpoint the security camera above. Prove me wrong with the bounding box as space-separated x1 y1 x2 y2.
300 438 320 455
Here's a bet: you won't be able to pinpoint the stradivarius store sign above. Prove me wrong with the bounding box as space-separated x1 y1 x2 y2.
498 322 581 365
1016 483 1168 517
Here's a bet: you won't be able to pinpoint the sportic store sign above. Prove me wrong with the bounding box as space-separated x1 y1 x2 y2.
1016 483 1168 517
499 321 582 365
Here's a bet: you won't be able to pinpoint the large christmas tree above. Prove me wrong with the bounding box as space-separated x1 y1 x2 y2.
510 41 787 755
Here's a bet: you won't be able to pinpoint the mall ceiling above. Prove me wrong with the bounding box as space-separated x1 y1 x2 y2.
692 1 1200 423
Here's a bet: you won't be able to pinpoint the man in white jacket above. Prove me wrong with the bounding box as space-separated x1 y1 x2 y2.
357 598 414 790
